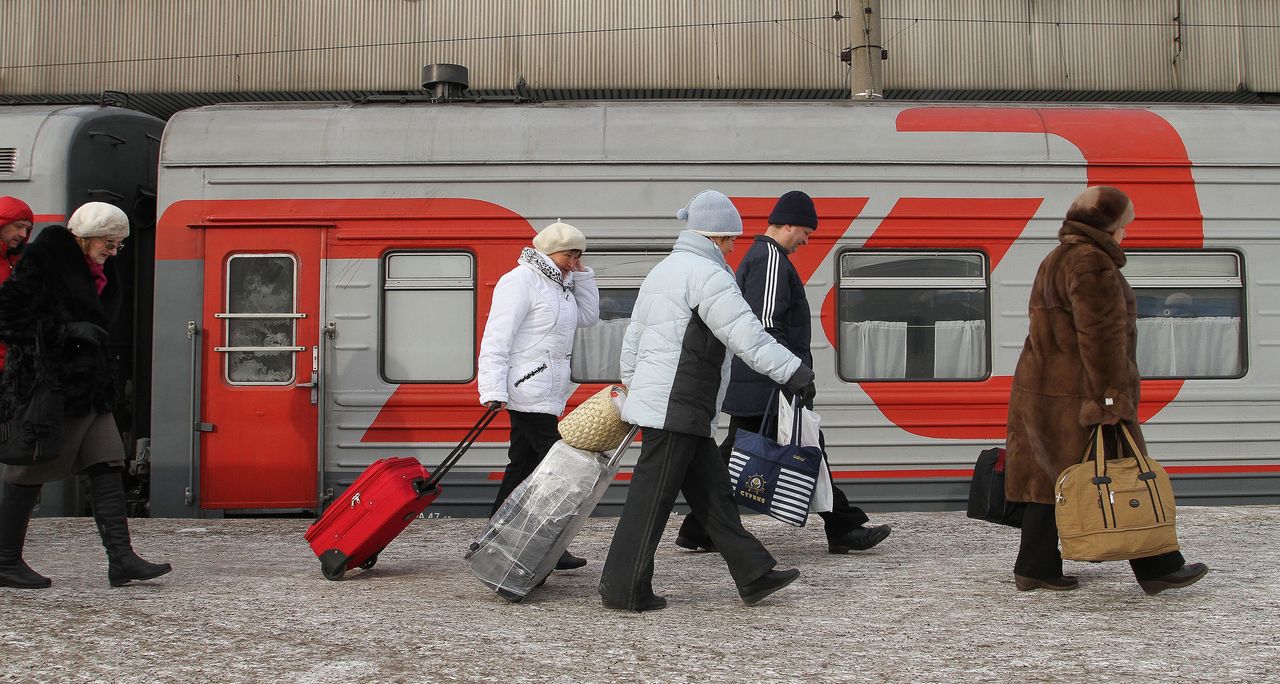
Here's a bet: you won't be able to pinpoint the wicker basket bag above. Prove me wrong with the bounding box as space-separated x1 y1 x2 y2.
558 385 630 453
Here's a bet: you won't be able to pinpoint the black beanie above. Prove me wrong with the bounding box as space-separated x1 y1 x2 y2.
767 190 818 229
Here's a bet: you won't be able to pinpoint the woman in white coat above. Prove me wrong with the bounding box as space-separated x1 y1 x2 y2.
478 220 599 570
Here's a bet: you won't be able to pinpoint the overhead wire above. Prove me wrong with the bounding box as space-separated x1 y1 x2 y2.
2 12 1275 72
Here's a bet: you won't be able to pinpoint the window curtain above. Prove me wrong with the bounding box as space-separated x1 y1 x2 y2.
571 318 632 381
933 319 986 378
839 321 907 379
1136 316 1240 377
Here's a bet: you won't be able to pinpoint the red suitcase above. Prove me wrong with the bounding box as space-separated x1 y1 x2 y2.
304 404 499 580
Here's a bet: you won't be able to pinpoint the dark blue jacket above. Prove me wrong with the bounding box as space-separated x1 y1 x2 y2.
721 235 812 417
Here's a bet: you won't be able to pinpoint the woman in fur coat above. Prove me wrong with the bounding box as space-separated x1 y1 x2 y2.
477 220 599 570
0 202 171 589
1004 186 1206 595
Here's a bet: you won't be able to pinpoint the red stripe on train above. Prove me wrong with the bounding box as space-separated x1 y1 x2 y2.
486 464 1280 483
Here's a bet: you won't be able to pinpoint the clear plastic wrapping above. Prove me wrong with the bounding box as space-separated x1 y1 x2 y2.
466 439 620 600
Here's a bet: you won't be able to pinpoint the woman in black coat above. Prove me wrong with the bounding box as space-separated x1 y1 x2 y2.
0 202 171 589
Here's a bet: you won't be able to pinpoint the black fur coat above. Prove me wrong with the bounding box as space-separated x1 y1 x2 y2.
0 225 121 420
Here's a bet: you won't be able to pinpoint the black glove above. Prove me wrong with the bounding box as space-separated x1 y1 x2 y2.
783 365 816 409
62 321 109 348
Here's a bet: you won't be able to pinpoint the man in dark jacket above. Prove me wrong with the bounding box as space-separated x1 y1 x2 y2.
675 190 892 554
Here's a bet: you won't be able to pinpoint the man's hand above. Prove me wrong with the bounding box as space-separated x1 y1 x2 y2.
783 365 816 408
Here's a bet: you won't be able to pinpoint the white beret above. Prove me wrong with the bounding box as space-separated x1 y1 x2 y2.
533 220 586 255
68 202 130 239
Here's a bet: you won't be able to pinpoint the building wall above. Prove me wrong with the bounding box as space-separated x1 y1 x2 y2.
1 0 1277 97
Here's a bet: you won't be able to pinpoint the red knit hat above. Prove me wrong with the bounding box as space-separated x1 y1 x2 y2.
0 196 34 226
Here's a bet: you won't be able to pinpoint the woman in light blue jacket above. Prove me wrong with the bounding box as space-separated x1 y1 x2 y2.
599 190 816 612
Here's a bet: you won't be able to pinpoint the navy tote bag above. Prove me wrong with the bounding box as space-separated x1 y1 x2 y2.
727 394 824 527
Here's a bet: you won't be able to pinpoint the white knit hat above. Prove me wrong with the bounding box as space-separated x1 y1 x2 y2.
68 202 130 239
533 219 586 255
677 190 742 237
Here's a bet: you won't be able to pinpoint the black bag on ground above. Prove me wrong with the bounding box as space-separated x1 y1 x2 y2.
967 447 1025 528
0 384 63 466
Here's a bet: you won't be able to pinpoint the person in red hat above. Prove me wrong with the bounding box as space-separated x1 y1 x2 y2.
0 196 34 374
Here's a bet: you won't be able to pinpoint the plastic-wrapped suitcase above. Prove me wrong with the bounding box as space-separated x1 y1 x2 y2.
304 404 499 580
465 424 639 602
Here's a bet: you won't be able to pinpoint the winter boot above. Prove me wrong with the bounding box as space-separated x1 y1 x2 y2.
0 481 52 589
88 469 171 586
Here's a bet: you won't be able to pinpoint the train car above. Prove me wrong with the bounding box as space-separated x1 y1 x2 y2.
150 100 1280 518
0 103 164 515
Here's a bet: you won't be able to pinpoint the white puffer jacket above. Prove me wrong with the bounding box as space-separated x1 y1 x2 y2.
478 248 600 415
620 231 803 437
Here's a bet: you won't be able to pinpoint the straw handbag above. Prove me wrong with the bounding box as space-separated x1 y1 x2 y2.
1055 424 1179 562
558 385 631 453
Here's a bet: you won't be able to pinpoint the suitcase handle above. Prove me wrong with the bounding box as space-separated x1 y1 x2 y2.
604 425 641 470
420 403 502 491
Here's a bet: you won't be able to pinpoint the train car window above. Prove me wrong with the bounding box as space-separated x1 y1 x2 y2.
224 254 298 385
837 251 989 381
382 252 475 382
1125 251 1244 378
570 250 669 383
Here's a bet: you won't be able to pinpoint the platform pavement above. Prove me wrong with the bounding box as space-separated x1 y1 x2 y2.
2 505 1276 683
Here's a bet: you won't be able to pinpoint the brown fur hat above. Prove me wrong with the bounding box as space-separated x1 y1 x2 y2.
1065 186 1134 233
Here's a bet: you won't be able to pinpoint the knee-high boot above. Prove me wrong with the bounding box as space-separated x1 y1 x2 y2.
0 481 51 589
87 469 171 586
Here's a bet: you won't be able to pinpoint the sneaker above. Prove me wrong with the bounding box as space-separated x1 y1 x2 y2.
827 524 892 553
739 568 800 606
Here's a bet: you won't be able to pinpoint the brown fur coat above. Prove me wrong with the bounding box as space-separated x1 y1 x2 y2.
1004 220 1147 504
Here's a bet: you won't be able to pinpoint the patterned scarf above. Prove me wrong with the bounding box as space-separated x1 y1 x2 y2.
520 247 573 292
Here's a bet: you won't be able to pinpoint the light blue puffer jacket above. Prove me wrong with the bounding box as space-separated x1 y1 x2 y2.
620 231 803 437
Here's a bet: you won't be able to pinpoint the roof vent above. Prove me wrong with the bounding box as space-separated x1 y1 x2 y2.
421 64 469 100
0 148 16 173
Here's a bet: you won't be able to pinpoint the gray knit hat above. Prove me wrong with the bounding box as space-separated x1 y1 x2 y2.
677 190 742 237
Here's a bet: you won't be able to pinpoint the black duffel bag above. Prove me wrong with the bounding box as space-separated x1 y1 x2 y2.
0 383 63 467
966 446 1025 528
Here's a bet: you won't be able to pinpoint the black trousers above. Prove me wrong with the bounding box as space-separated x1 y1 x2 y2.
490 410 561 515
599 427 775 609
677 414 870 543
1016 502 1185 581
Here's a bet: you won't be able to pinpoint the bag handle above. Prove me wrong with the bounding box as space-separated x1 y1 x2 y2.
420 402 502 491
767 389 805 448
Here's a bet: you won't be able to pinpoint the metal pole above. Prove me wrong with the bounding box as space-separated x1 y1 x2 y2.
849 0 884 100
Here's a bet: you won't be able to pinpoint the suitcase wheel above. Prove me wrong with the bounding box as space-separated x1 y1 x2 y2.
319 548 348 581
359 552 380 570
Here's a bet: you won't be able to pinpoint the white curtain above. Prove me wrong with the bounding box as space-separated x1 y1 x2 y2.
840 321 907 378
1136 316 1240 377
934 319 986 378
571 318 631 381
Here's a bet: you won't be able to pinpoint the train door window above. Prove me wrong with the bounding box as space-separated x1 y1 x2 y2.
1125 251 1244 378
837 251 989 380
382 252 475 382
222 254 299 385
570 251 669 383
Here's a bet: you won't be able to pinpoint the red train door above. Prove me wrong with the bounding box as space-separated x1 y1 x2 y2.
199 227 323 509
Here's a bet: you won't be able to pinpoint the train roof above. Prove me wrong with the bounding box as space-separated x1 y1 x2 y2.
0 104 163 180
160 100 1280 169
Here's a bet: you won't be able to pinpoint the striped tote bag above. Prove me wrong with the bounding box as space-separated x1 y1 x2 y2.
727 407 824 527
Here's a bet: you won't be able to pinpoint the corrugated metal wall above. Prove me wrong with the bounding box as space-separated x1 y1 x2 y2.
1 0 1276 96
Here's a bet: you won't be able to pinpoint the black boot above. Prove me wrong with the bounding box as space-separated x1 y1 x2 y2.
88 469 171 587
0 482 51 589
555 550 587 571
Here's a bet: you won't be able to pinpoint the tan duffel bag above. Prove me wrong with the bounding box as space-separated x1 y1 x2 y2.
558 385 630 453
1055 424 1180 562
